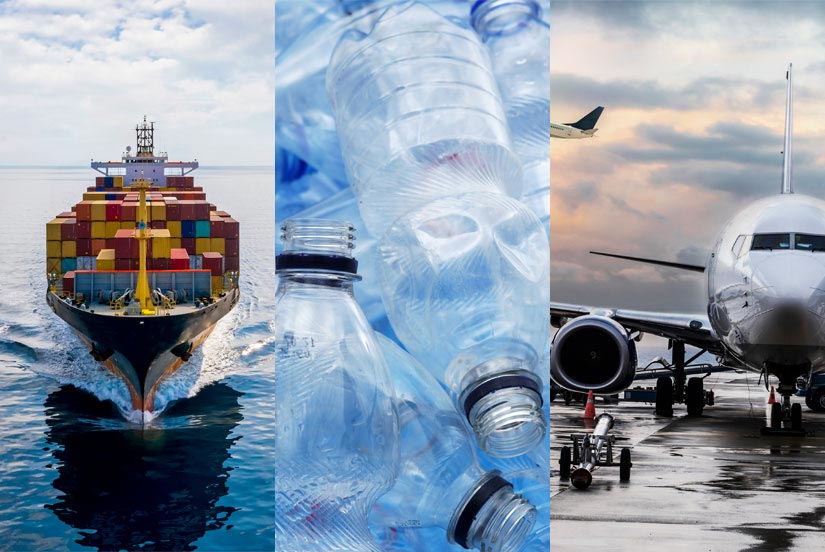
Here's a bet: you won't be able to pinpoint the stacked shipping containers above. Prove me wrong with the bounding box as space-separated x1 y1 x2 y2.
47 175 239 295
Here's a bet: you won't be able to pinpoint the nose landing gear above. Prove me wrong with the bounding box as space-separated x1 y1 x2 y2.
762 381 808 436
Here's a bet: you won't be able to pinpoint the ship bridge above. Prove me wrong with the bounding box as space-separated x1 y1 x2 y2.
91 116 198 187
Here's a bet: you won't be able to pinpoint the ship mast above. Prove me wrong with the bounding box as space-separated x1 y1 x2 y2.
133 174 155 315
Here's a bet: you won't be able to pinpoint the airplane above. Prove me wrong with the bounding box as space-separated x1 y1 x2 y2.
550 63 822 432
551 106 604 139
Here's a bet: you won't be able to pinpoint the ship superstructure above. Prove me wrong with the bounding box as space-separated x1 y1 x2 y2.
46 119 240 413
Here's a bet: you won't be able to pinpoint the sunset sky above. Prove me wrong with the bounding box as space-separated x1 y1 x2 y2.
551 0 825 313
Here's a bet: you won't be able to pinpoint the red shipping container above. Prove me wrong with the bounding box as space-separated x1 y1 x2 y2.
165 200 180 220
150 220 167 230
194 201 210 219
179 201 196 220
154 258 170 270
208 203 217 212
224 255 240 271
76 239 92 256
105 238 116 250
181 238 196 253
225 238 239 257
115 229 138 259
91 239 106 255
60 219 76 241
63 272 75 293
57 211 75 218
76 221 92 239
115 259 132 270
210 216 224 238
121 202 138 221
214 211 230 218
170 248 190 270
223 218 239 239
166 176 180 187
75 201 92 221
202 252 223 276
105 201 121 221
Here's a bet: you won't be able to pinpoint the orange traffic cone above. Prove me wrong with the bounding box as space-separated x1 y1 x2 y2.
768 386 776 404
583 390 596 419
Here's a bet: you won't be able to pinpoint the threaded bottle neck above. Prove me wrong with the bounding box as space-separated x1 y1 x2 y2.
449 472 536 552
471 0 540 39
281 218 355 256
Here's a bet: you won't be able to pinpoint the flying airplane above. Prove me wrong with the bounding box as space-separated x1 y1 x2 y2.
550 63 823 432
550 106 604 139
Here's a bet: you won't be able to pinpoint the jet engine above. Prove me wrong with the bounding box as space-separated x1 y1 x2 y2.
550 315 637 394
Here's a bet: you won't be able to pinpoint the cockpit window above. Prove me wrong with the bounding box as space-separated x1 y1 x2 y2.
732 235 747 257
751 233 791 250
795 234 825 252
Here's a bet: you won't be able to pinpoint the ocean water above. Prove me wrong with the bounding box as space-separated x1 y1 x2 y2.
0 167 276 551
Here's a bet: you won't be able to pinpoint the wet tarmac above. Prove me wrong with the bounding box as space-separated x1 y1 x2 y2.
550 373 825 551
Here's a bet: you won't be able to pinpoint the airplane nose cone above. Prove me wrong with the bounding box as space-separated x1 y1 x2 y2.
749 254 825 345
751 254 825 307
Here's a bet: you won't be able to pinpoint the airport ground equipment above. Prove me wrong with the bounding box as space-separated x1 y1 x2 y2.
558 413 631 489
797 373 825 412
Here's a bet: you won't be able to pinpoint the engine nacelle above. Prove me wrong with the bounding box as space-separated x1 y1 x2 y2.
550 315 637 394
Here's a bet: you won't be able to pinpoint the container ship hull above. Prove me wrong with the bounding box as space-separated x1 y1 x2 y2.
47 288 239 411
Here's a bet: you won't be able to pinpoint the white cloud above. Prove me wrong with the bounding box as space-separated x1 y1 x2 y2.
0 0 273 165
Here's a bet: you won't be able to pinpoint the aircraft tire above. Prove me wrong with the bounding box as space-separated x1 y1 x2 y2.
656 377 673 416
791 403 802 429
770 402 782 429
686 377 705 416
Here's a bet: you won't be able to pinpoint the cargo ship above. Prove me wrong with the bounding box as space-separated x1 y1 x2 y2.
46 118 240 414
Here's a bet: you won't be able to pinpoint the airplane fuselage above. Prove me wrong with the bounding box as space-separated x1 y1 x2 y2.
550 122 595 139
707 194 825 383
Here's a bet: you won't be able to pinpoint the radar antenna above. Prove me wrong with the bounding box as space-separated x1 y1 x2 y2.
136 116 155 158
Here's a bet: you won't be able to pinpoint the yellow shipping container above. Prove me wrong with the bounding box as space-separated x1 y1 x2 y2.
150 203 166 221
105 221 120 238
151 229 172 259
82 192 107 201
113 176 124 188
121 221 134 230
212 276 224 293
47 258 61 274
91 221 106 239
170 238 182 250
97 249 115 270
62 240 76 258
47 240 62 258
167 220 181 237
210 238 226 255
91 201 107 221
195 238 211 254
46 219 63 241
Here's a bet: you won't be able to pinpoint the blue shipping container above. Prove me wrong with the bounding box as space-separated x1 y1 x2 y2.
61 258 77 273
181 220 196 238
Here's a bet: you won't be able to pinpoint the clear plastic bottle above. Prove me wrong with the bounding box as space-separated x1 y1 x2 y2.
378 191 550 457
371 334 536 552
274 219 399 552
471 0 549 165
327 0 523 236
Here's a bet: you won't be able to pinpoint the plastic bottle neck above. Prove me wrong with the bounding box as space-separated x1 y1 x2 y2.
449 472 536 552
471 0 540 40
276 218 361 284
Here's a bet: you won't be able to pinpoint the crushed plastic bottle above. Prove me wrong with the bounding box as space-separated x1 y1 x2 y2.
371 333 536 552
327 0 523 237
274 218 399 552
377 191 549 457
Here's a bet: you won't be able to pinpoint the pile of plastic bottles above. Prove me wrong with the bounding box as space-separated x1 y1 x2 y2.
275 1 549 550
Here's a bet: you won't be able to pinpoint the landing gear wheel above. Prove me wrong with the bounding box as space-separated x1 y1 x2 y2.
808 388 825 412
791 403 802 430
656 377 674 416
619 448 632 482
770 402 782 429
686 377 705 416
559 446 571 480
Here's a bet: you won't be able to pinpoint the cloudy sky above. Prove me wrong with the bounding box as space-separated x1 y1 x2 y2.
0 0 273 166
551 0 825 313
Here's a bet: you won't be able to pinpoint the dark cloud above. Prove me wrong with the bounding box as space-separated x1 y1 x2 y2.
552 73 783 113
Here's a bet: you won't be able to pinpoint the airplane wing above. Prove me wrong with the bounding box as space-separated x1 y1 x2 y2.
551 302 724 354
